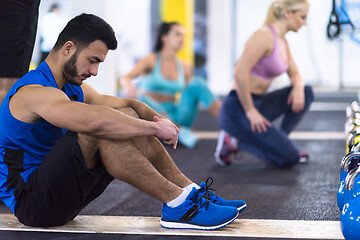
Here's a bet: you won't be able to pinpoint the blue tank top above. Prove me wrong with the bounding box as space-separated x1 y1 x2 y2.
0 61 84 213
139 54 185 96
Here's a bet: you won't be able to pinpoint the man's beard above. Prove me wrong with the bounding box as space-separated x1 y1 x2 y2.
63 51 82 86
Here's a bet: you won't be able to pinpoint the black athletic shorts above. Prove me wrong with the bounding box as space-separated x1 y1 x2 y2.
14 131 114 227
0 0 41 78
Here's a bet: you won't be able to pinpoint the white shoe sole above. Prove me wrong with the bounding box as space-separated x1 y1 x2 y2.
160 212 239 230
238 203 247 212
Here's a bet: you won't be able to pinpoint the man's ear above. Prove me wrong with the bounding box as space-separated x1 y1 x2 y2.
63 41 76 56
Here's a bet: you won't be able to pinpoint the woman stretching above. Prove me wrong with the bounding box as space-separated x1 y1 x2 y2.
120 22 221 148
215 0 314 167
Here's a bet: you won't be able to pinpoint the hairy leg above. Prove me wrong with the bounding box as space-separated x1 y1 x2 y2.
77 107 190 203
101 138 183 203
78 133 183 203
131 136 192 188
118 107 192 188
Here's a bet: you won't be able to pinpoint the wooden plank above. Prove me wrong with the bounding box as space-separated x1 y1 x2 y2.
195 131 346 140
0 214 344 239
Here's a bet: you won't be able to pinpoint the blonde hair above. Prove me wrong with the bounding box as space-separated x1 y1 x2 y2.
264 0 310 24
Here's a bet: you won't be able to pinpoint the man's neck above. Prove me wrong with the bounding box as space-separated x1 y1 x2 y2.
45 53 66 89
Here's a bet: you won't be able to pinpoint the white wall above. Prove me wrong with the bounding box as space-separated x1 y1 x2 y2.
208 0 360 94
234 0 331 89
36 0 151 95
207 0 235 95
35 0 360 96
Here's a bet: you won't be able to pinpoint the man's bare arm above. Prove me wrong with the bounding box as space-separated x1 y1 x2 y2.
81 83 163 121
10 85 178 146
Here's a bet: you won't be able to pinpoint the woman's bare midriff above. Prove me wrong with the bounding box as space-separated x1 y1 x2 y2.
232 74 272 95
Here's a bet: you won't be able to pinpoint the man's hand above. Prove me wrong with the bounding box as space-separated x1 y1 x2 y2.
153 116 179 149
245 108 271 133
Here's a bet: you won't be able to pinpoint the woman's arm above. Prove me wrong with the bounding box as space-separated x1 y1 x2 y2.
234 28 273 133
182 61 193 85
118 53 156 98
286 42 305 113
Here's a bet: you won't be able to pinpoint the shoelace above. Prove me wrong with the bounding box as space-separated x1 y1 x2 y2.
192 187 211 211
200 177 219 203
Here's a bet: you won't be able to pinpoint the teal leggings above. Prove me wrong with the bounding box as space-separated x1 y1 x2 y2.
138 76 216 127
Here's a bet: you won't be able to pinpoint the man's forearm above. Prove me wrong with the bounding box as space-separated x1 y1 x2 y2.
118 99 162 121
98 95 162 122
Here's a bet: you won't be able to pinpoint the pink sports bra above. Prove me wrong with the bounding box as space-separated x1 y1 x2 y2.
250 24 289 81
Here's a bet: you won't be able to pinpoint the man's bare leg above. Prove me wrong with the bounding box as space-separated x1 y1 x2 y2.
117 107 193 188
78 133 184 203
77 105 189 203
101 139 184 203
0 77 18 104
77 107 241 230
130 135 193 188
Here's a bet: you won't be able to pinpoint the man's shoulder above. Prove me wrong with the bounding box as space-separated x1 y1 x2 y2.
19 66 45 82
15 64 54 88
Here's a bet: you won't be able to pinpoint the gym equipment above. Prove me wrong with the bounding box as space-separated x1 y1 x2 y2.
345 106 360 134
327 0 355 39
344 166 360 197
345 101 360 152
346 127 360 154
338 152 360 210
346 101 359 121
351 141 360 152
341 197 360 240
340 152 360 176
340 166 360 239
346 117 360 136
346 101 359 118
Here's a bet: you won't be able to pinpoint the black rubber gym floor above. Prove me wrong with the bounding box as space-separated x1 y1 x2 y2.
0 89 355 240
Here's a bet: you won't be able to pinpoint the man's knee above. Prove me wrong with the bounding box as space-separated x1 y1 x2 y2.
116 107 139 118
77 133 102 168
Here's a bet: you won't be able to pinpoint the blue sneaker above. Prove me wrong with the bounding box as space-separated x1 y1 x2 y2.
178 128 198 149
198 177 247 212
160 187 238 230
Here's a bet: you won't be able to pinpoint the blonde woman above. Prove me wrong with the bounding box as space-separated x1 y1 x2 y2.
215 0 314 167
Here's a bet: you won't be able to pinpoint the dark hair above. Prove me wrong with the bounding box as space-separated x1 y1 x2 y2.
153 22 180 52
53 13 117 51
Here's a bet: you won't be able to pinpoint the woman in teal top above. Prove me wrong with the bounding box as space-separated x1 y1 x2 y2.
120 22 220 148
